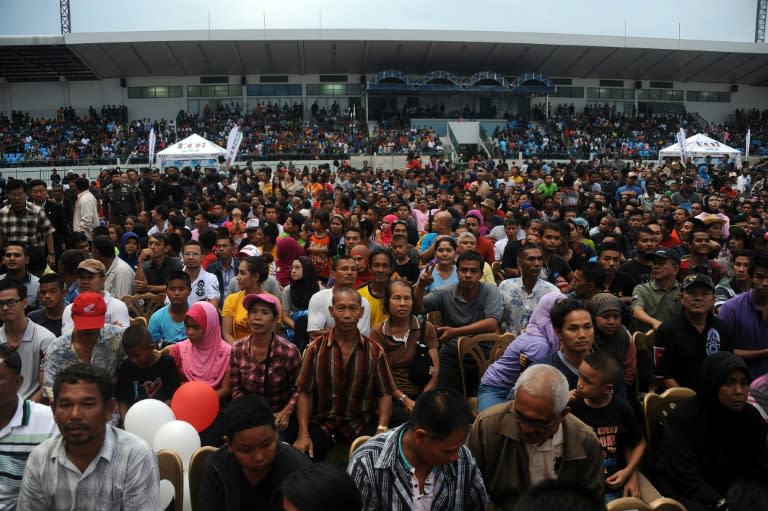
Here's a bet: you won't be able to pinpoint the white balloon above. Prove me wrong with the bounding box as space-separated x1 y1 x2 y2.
153 420 201 468
124 399 175 446
159 479 175 510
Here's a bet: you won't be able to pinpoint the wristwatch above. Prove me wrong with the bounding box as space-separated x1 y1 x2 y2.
398 394 407 405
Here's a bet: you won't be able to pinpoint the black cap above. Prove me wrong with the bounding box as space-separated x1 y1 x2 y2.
649 249 681 264
682 273 715 291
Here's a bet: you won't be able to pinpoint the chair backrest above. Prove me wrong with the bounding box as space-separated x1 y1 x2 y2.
156 449 184 511
643 387 696 462
457 333 509 397
130 316 147 328
121 292 166 319
188 445 217 511
491 261 505 284
607 497 687 511
348 435 372 458
490 333 515 363
425 311 442 328
632 329 657 395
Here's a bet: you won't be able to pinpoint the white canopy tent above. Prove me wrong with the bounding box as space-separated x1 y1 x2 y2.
658 133 741 166
155 134 226 170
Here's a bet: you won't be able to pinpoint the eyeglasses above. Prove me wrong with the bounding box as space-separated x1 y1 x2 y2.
0 299 22 309
510 407 559 431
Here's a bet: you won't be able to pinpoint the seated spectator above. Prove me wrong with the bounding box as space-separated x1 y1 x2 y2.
589 293 636 388
0 344 58 507
169 301 232 446
197 394 311 511
658 274 734 390
390 234 419 283
651 353 768 511
467 364 604 510
43 292 126 401
181 240 220 309
282 462 362 511
631 249 682 332
222 256 279 343
60 259 130 332
357 249 393 331
19 363 162 509
119 232 140 271
347 388 488 510
0 278 56 402
307 256 371 338
369 280 439 426
230 293 301 443
715 249 752 310
513 480 605 511
27 273 66 337
418 236 458 293
281 256 319 352
294 287 394 461
133 232 183 294
116 325 179 421
148 271 191 345
456 232 495 285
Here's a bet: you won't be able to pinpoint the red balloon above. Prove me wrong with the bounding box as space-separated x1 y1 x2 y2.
171 382 219 432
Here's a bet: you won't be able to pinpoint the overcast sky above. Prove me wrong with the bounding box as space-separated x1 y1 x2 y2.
0 0 760 42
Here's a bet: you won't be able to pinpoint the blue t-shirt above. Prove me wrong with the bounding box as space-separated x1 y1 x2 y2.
147 305 187 345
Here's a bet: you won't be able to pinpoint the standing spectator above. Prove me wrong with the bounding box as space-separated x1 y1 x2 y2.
102 171 140 226
92 235 134 299
0 181 56 268
71 177 99 241
29 179 67 262
347 389 488 510
19 363 162 510
60 259 130 333
27 273 66 337
0 243 40 311
306 209 335 283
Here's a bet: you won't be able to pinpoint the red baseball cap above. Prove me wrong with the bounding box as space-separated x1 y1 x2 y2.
71 292 107 330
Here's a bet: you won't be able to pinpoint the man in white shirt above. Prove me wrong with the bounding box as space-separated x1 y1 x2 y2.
92 235 134 300
60 259 130 333
180 241 219 308
307 256 371 337
71 178 99 241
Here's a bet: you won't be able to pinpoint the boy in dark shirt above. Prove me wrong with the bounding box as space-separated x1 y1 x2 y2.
116 325 180 422
570 351 646 502
390 235 420 283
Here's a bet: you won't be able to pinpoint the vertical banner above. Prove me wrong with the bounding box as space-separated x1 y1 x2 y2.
677 128 687 163
224 126 243 169
746 128 751 160
148 128 156 168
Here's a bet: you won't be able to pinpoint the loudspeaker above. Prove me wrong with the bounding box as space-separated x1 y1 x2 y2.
240 76 246 85
635 81 642 89
120 78 126 88
730 85 738 93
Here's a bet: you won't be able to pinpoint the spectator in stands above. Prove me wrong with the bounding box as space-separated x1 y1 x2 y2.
468 364 604 510
0 242 40 311
0 180 56 269
148 271 191 345
651 353 768 511
415 250 503 394
42 292 126 401
92 235 134 299
0 278 56 402
294 287 394 461
197 393 310 511
230 293 301 442
71 177 99 241
347 388 488 510
307 256 371 338
20 363 161 510
133 232 183 294
61 259 130 332
631 249 682 332
718 250 768 377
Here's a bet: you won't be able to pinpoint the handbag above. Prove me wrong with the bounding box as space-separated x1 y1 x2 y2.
408 319 434 387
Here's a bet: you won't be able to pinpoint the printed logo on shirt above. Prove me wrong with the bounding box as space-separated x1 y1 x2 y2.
705 328 721 356
196 281 206 297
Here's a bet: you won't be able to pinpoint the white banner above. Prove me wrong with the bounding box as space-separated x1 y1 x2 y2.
224 127 243 169
148 128 156 168
677 128 687 163
746 128 751 160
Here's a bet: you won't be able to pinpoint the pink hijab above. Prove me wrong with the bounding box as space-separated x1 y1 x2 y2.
380 214 398 246
276 237 305 287
178 301 232 386
466 209 489 236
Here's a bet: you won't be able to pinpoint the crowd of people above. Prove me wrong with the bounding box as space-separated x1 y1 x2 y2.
0 138 767 509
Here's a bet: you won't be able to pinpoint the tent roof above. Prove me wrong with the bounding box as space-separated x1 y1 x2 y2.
659 133 741 157
157 134 226 157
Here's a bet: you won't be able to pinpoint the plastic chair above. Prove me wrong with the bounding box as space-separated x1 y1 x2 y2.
156 449 184 511
643 387 696 463
632 329 658 395
121 292 166 319
130 316 147 328
457 333 515 413
607 496 687 511
188 446 217 511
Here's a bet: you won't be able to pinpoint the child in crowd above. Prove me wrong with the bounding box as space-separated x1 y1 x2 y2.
306 208 335 284
390 234 419 283
570 351 647 503
116 325 180 422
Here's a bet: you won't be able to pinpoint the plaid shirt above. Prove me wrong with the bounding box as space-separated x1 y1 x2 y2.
0 202 55 247
348 424 489 511
296 329 394 438
230 334 301 411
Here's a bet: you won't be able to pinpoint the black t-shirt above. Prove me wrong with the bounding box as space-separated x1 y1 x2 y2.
542 254 572 285
393 260 420 284
620 259 653 285
26 309 62 338
502 239 524 270
605 271 637 301
116 354 181 406
570 397 644 477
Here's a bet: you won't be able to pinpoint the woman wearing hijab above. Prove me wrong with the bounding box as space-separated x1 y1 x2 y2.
170 301 233 444
275 237 305 288
375 214 398 247
119 231 140 270
477 291 566 411
651 352 768 511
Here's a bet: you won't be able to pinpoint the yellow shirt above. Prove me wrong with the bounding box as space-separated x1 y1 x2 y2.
357 284 387 332
222 289 281 340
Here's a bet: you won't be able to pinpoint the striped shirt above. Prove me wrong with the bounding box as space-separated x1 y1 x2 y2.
347 424 489 511
296 330 394 438
17 425 162 511
230 334 302 410
0 397 58 511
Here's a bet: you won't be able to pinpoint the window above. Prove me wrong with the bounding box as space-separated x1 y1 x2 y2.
200 76 229 84
550 78 573 85
587 87 634 100
260 76 289 83
550 86 584 98
649 81 674 89
599 79 624 87
247 84 302 96
638 89 683 101
319 75 348 83
686 91 731 102
305 83 361 96
127 86 183 99
187 85 241 97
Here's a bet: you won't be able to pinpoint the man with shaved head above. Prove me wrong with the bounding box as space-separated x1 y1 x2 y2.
419 210 454 263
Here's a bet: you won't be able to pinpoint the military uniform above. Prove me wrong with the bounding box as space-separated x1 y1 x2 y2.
103 183 139 225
